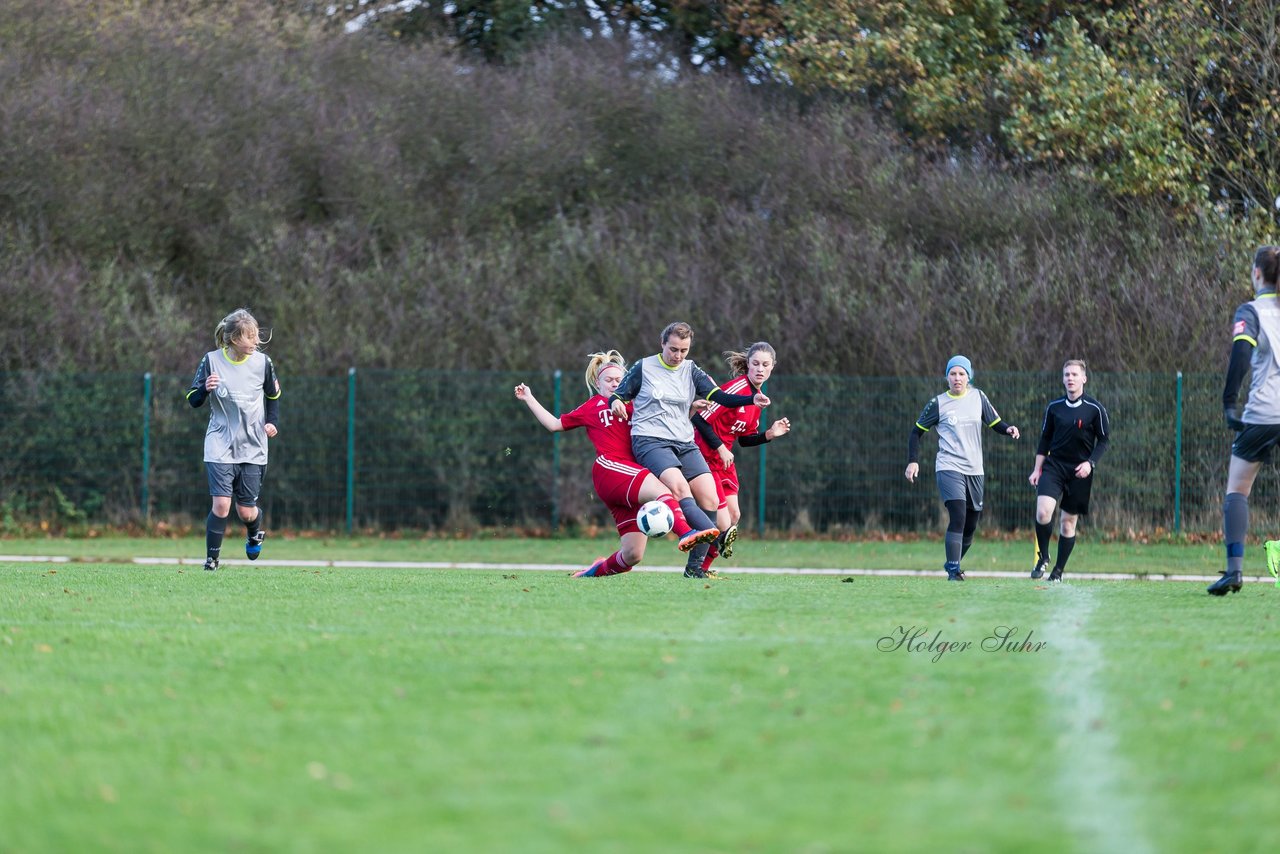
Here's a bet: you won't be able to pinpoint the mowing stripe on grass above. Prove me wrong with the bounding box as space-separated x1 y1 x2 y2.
0 555 1265 584
1043 586 1153 854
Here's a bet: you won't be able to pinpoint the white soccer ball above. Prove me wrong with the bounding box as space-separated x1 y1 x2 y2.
636 500 675 537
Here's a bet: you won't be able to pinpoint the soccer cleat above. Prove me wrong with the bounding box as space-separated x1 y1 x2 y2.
1031 557 1049 579
718 524 739 560
203 557 219 572
677 526 719 553
1207 569 1243 596
945 563 965 582
1267 540 1280 587
683 566 709 579
572 557 608 578
1048 567 1063 582
246 530 265 561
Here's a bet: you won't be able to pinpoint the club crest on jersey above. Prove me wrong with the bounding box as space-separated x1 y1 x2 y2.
1233 320 1247 336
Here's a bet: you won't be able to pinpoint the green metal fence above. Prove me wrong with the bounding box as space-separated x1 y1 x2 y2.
0 369 1269 535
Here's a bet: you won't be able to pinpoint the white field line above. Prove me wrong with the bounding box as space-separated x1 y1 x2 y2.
1043 586 1153 854
0 554 1270 583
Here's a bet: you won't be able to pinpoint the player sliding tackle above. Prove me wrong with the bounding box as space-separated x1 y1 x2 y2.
514 349 718 579
608 321 770 579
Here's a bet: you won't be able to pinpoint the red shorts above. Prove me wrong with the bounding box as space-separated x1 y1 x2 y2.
592 456 648 535
702 455 738 510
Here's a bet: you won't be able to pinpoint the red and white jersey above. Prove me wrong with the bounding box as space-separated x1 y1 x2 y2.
560 395 636 463
694 375 761 454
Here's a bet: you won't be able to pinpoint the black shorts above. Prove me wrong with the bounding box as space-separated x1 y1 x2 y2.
1231 423 1280 463
1036 458 1093 516
206 462 266 506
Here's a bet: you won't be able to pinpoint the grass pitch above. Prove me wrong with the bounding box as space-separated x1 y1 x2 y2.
1 539 1277 852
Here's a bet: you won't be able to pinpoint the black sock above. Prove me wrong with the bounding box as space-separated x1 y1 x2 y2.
679 497 713 531
686 541 712 570
1035 521 1053 564
206 511 228 560
1055 535 1076 570
245 511 262 537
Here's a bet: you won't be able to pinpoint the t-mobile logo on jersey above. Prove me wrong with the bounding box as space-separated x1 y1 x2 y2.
596 409 616 427
731 420 749 433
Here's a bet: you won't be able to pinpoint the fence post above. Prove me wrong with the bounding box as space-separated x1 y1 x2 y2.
552 369 562 534
346 367 356 535
141 372 152 520
757 379 768 535
1174 370 1183 534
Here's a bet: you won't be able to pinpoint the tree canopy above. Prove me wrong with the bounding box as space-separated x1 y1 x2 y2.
306 0 1280 224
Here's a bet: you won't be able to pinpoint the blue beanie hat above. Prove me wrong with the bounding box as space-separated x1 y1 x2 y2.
946 355 973 380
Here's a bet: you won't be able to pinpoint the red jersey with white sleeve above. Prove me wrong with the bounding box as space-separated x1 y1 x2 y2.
694 376 762 457
693 375 761 502
560 395 647 533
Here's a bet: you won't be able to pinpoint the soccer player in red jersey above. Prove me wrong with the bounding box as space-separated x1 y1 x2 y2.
690 342 792 576
515 350 718 578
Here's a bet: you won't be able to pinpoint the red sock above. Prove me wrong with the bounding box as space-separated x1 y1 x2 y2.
595 550 632 577
661 494 693 536
701 547 718 572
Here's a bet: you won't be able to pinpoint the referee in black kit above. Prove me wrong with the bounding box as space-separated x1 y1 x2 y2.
1027 359 1111 582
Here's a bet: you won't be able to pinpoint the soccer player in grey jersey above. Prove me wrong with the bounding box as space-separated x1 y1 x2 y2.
1215 246 1280 595
905 355 1020 581
609 321 768 578
186 309 281 572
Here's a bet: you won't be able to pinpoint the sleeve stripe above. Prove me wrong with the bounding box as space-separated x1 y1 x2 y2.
1234 334 1258 346
915 422 930 432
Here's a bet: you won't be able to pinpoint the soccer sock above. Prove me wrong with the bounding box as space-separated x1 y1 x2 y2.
597 551 632 577
701 545 719 571
945 531 963 564
661 494 692 536
679 497 714 532
206 511 228 560
1055 535 1076 570
1035 521 1053 563
686 540 712 571
1224 492 1249 575
244 510 262 537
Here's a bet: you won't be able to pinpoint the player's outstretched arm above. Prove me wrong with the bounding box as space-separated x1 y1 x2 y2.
514 383 563 432
764 417 790 440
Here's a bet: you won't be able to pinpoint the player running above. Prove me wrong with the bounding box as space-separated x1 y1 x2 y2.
905 355 1019 581
186 308 281 572
514 350 718 578
1028 359 1110 582
1214 245 1280 595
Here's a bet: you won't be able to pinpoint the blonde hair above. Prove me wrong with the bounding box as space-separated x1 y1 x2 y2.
724 342 777 376
214 308 270 351
1063 358 1087 372
585 350 626 394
